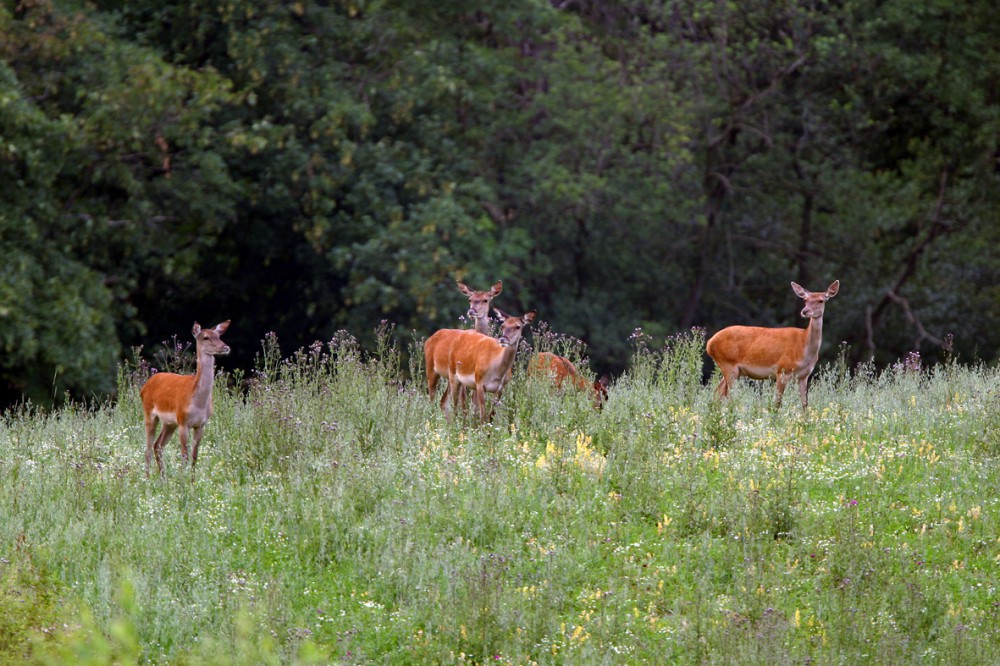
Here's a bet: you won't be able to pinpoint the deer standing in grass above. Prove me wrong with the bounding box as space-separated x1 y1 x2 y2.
446 280 503 409
706 281 839 409
141 321 230 475
425 309 535 421
529 352 610 409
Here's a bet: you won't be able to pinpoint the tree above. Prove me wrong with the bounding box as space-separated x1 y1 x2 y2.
0 60 118 403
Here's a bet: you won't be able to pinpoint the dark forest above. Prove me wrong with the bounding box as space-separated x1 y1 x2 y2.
2 0 998 406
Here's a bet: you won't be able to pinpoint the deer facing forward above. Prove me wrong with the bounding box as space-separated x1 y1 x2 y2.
456 280 502 335
426 309 535 421
706 281 839 409
141 321 230 475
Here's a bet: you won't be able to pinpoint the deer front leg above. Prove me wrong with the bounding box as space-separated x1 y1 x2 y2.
178 425 190 463
191 426 204 467
153 424 176 475
475 384 488 422
798 375 810 410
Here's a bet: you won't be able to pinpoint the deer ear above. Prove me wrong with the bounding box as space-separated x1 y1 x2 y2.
490 281 502 296
456 281 472 296
493 308 509 321
826 280 840 298
213 320 230 334
192 322 202 337
523 311 537 324
790 282 809 299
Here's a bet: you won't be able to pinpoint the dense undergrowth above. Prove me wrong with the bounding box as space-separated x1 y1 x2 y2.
2 327 1000 664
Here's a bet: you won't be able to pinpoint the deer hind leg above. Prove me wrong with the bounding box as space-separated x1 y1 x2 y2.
429 364 450 410
427 369 439 401
439 373 460 421
152 423 177 475
715 365 735 400
775 373 789 408
450 362 468 414
145 415 160 476
436 377 451 411
715 374 728 399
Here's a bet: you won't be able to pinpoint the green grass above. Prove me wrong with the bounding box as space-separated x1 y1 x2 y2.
3 328 1000 664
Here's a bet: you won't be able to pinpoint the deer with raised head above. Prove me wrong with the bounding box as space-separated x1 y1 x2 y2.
141 321 230 475
425 309 535 421
529 352 610 409
456 280 502 335
706 281 839 409
438 280 504 410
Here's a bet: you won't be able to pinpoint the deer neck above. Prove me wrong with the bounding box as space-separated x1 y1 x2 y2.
192 351 217 407
488 341 519 378
472 314 491 335
802 315 824 367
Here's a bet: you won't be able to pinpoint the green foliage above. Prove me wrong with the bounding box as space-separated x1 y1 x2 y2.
0 60 120 404
0 540 65 663
2 0 1000 407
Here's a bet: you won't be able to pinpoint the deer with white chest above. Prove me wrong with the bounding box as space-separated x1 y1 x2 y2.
425 309 535 421
141 321 230 475
706 281 839 409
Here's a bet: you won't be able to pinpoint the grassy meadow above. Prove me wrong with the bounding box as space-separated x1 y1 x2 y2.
2 326 1000 664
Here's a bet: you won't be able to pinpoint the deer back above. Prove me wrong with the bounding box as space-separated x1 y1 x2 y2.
706 325 810 377
426 329 480 377
141 372 201 424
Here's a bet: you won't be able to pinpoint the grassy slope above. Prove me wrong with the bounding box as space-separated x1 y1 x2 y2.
2 330 1000 664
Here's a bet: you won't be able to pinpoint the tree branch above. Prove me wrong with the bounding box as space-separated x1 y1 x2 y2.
862 167 954 359
885 290 943 349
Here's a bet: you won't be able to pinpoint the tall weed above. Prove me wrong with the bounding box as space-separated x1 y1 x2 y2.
2 331 1000 664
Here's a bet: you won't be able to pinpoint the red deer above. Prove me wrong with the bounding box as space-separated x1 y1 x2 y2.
529 352 609 409
706 281 839 409
456 280 502 335
141 321 230 475
425 309 536 421
442 280 504 410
